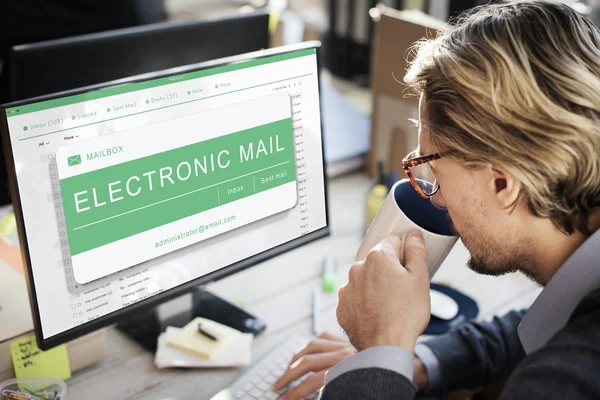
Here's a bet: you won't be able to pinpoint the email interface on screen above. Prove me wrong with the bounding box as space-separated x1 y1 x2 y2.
4 48 326 339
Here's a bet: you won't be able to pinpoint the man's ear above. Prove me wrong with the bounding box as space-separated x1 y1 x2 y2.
489 166 521 208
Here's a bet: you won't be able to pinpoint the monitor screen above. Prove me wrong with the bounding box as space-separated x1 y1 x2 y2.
1 44 328 348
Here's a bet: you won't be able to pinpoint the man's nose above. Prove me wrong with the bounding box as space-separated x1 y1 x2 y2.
430 191 447 210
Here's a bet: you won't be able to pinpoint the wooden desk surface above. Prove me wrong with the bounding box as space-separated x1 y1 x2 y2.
66 172 541 399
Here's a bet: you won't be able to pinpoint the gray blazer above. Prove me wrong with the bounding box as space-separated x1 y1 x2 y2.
320 287 600 399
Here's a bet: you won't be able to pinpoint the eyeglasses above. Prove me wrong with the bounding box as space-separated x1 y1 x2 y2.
401 150 443 198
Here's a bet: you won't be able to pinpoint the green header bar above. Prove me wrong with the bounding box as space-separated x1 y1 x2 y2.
6 48 315 117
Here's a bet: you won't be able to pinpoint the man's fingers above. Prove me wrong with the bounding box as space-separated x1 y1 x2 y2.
281 370 326 400
274 353 342 391
403 229 429 278
336 283 352 333
347 260 364 286
370 235 403 262
288 338 349 366
317 331 347 342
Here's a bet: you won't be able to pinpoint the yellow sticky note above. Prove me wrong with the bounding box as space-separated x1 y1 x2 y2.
0 212 16 238
268 11 280 35
11 334 71 380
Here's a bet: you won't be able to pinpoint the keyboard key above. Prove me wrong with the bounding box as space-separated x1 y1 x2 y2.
259 369 270 377
251 376 261 384
243 383 253 392
265 392 280 400
258 382 271 391
234 390 246 399
250 388 263 398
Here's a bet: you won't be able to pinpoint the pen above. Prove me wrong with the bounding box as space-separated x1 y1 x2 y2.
197 323 219 341
312 287 321 335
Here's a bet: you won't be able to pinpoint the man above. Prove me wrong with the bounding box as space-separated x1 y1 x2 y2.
273 1 600 398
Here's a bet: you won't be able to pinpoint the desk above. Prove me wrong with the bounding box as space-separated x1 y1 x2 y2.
66 172 541 399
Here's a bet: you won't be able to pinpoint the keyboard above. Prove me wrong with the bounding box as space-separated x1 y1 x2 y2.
210 335 319 400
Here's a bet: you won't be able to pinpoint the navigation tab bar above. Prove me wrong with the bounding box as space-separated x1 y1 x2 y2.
4 48 315 118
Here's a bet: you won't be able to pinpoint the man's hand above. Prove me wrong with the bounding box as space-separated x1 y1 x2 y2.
336 229 431 352
273 332 356 400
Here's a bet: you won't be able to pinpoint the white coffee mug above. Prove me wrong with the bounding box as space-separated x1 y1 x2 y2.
357 179 458 279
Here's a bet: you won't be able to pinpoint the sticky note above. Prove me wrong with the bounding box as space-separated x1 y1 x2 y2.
268 11 280 35
11 334 71 380
0 212 16 238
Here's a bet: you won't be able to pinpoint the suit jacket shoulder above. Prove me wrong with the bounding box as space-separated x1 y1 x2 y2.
500 288 600 400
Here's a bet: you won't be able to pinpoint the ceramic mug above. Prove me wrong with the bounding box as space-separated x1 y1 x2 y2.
356 179 458 279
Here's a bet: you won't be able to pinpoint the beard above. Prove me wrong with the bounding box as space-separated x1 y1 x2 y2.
446 214 542 283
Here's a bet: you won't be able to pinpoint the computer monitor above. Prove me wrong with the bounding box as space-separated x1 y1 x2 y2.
0 42 329 350
8 11 270 101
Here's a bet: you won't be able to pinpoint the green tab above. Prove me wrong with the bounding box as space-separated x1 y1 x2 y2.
255 163 295 193
219 175 255 205
59 118 295 255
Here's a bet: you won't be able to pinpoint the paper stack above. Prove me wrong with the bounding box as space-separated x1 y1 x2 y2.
155 317 253 369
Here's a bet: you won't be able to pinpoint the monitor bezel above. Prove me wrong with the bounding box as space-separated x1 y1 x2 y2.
0 41 330 350
8 10 270 101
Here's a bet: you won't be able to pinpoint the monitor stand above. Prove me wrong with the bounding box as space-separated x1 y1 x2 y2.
116 288 266 351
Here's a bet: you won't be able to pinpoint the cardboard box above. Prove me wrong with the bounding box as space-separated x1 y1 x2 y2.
367 6 447 177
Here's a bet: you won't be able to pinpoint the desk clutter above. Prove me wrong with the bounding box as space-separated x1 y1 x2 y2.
0 333 69 400
154 318 254 369
0 378 67 400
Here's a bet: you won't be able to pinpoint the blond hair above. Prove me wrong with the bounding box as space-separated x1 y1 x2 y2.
405 0 600 235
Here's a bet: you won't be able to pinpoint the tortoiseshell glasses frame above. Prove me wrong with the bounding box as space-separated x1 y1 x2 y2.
401 150 443 198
